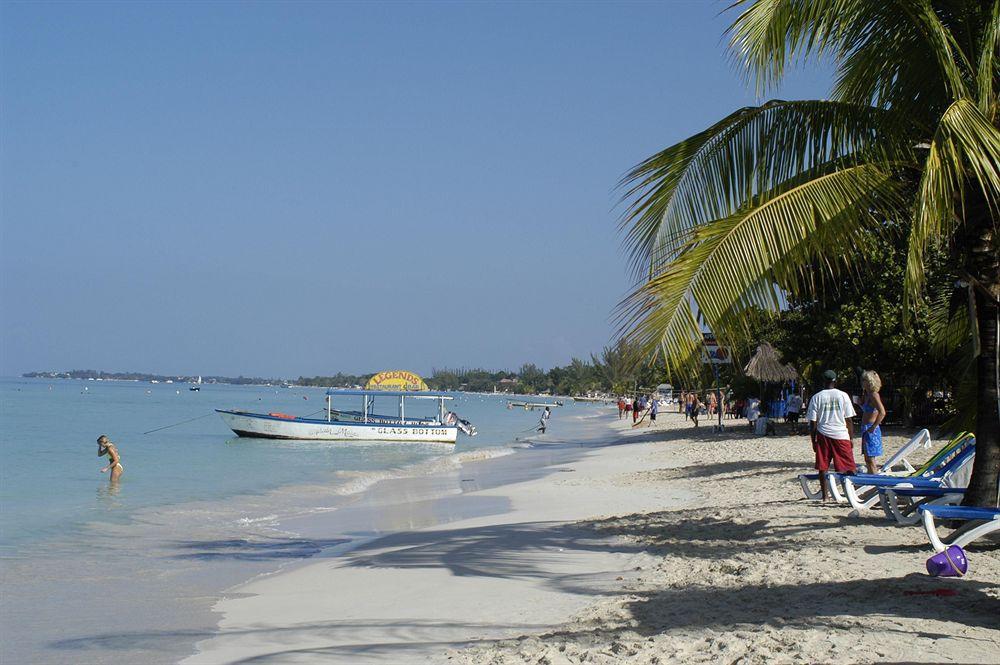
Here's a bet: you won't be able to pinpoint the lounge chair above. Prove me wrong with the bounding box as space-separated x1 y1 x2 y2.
797 428 933 502
919 503 1000 552
881 486 966 524
839 439 975 513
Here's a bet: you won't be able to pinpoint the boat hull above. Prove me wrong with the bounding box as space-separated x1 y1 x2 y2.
216 410 458 443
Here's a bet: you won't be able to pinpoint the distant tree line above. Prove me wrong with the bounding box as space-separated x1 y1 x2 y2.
22 369 276 385
296 345 668 396
26 345 675 397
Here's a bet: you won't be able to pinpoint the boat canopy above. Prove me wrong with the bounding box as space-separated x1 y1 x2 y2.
325 389 453 400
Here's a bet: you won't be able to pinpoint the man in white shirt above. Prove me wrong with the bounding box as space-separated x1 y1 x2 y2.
806 370 857 501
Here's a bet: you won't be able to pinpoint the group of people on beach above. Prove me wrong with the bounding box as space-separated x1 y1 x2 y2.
616 395 659 426
624 367 887 482
677 368 886 484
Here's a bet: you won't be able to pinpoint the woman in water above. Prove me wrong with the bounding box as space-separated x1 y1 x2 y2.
859 371 886 474
97 435 123 481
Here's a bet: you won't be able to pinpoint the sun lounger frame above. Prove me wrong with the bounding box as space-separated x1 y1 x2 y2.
796 429 932 502
919 504 1000 552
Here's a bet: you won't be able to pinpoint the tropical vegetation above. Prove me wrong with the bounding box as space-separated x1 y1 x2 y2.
299 347 663 396
617 0 998 505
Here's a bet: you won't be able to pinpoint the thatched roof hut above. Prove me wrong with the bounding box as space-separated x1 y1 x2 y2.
744 342 799 383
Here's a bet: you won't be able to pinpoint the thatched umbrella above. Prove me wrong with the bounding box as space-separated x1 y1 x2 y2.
744 342 799 382
744 343 799 421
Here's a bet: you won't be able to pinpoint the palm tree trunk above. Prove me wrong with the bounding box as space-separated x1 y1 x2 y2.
962 216 999 508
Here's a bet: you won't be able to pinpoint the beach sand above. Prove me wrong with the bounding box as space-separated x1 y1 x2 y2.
188 412 999 664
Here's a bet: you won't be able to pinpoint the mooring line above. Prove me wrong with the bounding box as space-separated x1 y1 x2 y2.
142 412 216 435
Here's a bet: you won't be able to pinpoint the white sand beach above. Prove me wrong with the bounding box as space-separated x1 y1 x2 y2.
188 412 999 664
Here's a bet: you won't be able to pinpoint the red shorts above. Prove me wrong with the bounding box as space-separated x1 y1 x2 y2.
813 433 856 473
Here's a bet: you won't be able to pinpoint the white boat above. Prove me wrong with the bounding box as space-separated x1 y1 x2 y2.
216 389 475 443
506 400 564 410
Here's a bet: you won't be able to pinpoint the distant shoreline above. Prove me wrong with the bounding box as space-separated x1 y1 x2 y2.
21 371 299 386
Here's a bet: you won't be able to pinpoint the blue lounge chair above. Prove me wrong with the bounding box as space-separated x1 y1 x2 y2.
881 486 966 525
839 437 975 513
797 429 932 502
919 503 1000 552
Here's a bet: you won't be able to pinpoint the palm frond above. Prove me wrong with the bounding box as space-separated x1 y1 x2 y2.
906 97 1000 309
726 0 866 94
618 164 904 378
618 99 904 277
728 0 973 114
927 278 975 358
977 0 1000 119
927 278 979 433
899 1 971 101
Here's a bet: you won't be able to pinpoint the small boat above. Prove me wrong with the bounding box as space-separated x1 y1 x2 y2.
506 400 564 411
217 389 476 443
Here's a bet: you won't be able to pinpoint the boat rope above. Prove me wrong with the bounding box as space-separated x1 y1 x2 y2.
144 407 330 436
142 412 216 435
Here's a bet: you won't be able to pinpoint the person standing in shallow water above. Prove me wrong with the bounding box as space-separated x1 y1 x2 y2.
537 406 551 434
859 371 886 474
97 435 123 482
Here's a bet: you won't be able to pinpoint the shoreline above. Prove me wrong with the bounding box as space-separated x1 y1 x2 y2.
184 411 693 663
0 385 600 665
190 411 999 665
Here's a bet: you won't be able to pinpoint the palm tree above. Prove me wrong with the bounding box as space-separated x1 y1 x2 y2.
618 0 998 506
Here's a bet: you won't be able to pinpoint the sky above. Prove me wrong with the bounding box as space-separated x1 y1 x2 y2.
0 1 832 379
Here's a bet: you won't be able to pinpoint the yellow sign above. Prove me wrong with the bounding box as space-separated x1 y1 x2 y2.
365 370 428 392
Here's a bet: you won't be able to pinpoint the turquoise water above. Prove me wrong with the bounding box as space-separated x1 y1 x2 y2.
0 376 585 664
0 377 548 549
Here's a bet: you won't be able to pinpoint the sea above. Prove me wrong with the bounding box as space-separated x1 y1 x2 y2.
0 376 603 664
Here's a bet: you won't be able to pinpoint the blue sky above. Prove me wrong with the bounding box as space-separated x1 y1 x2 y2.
0 1 831 378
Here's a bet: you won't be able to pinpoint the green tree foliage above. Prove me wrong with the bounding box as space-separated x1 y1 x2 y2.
762 230 948 386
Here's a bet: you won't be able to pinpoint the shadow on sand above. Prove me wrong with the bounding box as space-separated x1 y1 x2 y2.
172 537 352 561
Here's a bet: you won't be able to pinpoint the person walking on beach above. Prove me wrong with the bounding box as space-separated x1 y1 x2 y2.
746 397 760 430
806 370 857 501
97 435 123 482
860 370 886 474
649 397 658 427
632 395 641 423
617 397 625 420
691 395 703 427
537 406 551 434
786 390 803 433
